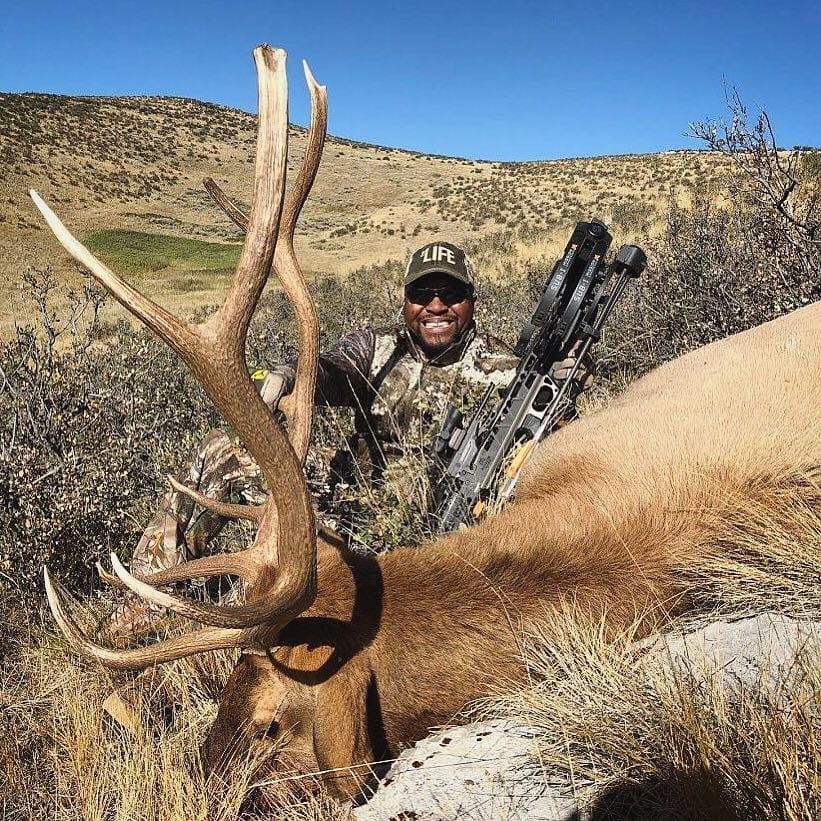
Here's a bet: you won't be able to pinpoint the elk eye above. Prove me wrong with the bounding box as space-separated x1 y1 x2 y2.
256 721 279 740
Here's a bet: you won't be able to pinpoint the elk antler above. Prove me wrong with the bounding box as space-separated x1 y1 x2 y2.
203 59 326 464
33 45 328 669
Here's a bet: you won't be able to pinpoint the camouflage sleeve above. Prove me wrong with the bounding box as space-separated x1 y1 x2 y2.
271 327 376 408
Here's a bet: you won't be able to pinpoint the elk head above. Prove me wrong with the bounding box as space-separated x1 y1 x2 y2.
32 45 347 793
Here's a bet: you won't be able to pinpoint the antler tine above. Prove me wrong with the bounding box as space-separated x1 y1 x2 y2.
168 474 263 522
95 476 263 591
45 568 247 670
107 58 329 631
162 46 320 630
274 60 327 462
97 524 344 591
96 551 253 590
203 177 249 232
209 45 289 349
99 513 314 631
203 61 327 462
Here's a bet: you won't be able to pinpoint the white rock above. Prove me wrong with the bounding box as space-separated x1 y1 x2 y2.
355 719 578 821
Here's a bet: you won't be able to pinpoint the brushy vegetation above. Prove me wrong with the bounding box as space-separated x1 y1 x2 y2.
1 99 819 818
0 269 218 615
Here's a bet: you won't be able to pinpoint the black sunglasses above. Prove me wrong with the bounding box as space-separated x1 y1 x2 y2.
404 283 474 305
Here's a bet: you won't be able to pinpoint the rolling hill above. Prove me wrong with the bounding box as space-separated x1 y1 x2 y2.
0 91 733 334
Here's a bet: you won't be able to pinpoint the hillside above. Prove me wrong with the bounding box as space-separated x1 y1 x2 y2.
0 91 733 333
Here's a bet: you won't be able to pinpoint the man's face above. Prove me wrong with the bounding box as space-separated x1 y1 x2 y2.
402 273 475 356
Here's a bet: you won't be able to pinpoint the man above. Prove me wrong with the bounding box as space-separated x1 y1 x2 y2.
108 241 589 636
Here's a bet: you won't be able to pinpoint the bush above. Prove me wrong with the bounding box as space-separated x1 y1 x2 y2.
599 95 820 377
0 271 217 611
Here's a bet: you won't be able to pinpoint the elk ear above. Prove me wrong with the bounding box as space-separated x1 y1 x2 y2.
312 663 381 800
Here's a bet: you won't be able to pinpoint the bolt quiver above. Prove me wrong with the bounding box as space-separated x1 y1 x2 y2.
434 218 647 532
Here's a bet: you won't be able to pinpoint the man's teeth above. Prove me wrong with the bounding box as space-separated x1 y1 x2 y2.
423 320 452 328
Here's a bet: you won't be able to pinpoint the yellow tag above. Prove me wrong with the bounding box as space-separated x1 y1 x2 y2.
506 440 535 479
251 368 269 381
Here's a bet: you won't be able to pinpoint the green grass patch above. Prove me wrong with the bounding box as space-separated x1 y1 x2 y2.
85 229 241 275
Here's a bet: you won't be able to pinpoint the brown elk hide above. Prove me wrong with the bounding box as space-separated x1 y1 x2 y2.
519 299 820 524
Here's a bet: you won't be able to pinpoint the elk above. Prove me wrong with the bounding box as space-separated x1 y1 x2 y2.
32 46 821 802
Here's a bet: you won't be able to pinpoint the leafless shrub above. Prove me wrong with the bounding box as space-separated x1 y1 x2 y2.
689 88 820 282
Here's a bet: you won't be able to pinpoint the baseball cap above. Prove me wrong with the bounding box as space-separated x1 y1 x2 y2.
404 241 476 288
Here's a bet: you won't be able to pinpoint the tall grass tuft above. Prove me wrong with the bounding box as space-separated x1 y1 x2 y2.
489 609 818 820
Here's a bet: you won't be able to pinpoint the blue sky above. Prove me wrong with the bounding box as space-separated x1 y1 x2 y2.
1 0 818 161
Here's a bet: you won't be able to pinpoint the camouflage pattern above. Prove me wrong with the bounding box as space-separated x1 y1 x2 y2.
348 325 516 471
107 430 265 636
108 323 520 636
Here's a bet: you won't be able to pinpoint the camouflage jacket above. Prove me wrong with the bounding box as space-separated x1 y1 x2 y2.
271 323 519 469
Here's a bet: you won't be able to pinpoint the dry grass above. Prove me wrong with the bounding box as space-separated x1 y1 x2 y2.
687 469 821 621
1 615 346 820
490 611 818 820
483 468 821 820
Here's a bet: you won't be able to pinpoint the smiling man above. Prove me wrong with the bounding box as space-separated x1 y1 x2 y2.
108 241 589 636
251 240 519 485
402 241 477 354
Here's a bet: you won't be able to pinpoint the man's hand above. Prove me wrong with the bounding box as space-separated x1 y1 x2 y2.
550 342 594 392
251 369 288 410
